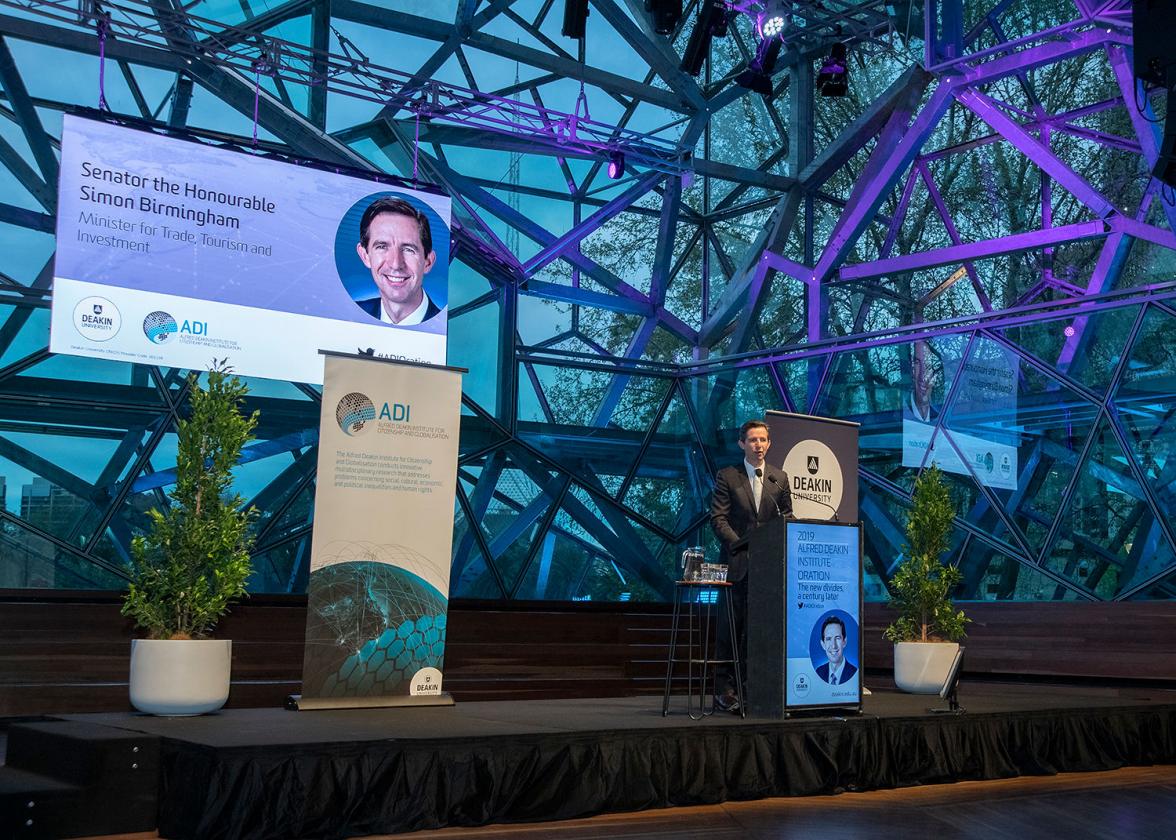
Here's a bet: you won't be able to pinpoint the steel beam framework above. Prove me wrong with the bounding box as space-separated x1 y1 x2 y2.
0 0 1172 602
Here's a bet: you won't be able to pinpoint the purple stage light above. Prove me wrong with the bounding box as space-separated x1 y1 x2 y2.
1063 324 1076 337
608 150 625 179
611 152 630 181
818 43 848 96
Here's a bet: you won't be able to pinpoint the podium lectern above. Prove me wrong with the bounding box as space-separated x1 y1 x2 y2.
744 517 863 718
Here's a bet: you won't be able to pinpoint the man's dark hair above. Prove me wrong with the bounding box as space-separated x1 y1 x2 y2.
821 615 846 639
739 419 770 441
358 196 433 254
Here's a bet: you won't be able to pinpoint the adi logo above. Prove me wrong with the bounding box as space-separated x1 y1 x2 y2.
336 392 376 436
143 311 177 344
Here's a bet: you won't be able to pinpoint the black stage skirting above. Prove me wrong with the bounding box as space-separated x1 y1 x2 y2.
59 682 1176 839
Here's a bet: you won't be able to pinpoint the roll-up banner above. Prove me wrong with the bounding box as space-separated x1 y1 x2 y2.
764 411 860 522
291 352 463 710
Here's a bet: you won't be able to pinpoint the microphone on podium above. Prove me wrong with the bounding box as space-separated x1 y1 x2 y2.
764 472 785 518
767 473 840 521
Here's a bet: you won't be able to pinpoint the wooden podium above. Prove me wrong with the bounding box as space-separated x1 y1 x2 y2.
745 516 789 718
743 517 863 719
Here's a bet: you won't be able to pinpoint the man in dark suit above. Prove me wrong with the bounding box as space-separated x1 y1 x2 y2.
710 418 793 712
354 196 443 326
814 614 857 685
356 292 441 323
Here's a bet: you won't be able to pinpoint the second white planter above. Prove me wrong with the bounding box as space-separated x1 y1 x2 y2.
893 641 960 694
129 638 232 716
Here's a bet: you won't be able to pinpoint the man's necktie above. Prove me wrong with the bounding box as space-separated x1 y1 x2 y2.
753 468 763 510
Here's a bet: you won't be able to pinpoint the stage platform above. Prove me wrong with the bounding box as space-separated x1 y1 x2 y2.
3 680 1175 839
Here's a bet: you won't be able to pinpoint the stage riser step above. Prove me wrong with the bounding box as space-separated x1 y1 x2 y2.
0 720 160 838
1 783 123 840
0 766 82 840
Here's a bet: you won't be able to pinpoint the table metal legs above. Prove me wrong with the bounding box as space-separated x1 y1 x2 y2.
662 584 743 719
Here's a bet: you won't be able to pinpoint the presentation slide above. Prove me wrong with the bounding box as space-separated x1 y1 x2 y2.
786 521 862 709
50 115 451 383
902 339 1019 490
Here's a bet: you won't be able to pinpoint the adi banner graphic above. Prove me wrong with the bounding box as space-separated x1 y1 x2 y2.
298 352 462 708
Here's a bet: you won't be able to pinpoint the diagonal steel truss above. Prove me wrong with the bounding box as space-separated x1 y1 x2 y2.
0 0 1172 601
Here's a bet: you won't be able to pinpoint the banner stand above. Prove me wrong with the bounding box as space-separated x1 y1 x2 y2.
763 410 859 522
291 350 465 712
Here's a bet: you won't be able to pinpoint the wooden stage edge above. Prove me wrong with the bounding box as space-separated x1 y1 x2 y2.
1 594 1174 716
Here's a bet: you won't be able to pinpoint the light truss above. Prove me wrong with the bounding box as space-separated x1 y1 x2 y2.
2 0 689 169
731 0 898 49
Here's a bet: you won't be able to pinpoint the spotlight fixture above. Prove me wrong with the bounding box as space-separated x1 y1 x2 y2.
645 0 682 36
562 0 589 39
1155 87 1176 188
817 42 849 96
607 150 625 179
735 36 783 97
680 0 731 76
761 14 785 38
711 2 730 37
1132 0 1176 87
758 0 790 40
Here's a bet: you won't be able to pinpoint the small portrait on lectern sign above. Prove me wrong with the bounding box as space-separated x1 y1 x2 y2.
809 610 859 687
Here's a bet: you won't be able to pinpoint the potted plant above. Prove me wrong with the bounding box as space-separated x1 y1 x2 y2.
122 361 258 715
883 464 969 693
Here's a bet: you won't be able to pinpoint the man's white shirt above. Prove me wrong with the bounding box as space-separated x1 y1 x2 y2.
743 460 763 510
379 294 431 325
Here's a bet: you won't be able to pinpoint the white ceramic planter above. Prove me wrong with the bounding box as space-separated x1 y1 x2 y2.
129 638 232 716
893 641 960 694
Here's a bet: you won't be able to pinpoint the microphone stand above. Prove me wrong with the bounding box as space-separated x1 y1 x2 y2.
769 473 838 521
764 472 786 519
